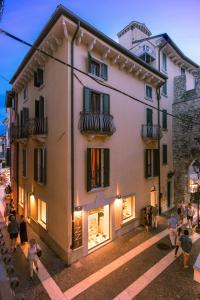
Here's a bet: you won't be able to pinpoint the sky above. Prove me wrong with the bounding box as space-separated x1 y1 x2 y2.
0 0 200 132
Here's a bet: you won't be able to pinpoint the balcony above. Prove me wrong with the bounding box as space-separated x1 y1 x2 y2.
10 118 48 141
79 112 116 136
141 125 162 141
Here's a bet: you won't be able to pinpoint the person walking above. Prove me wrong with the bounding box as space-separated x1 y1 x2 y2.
152 204 158 229
9 199 16 216
168 213 179 248
19 215 28 245
28 239 41 279
186 202 195 227
7 215 19 252
174 227 182 257
144 207 151 232
180 229 192 268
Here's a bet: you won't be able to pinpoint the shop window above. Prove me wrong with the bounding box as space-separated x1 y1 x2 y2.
88 205 109 250
38 199 46 228
122 196 135 223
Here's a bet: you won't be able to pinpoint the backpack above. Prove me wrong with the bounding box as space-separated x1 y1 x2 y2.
177 207 181 214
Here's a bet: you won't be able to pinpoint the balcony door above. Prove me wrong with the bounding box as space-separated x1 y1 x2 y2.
35 96 44 118
83 88 110 115
146 108 153 137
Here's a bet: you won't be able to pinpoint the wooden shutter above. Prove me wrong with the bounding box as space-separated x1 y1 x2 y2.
145 149 149 178
83 87 91 112
37 69 44 86
103 149 110 187
101 63 108 80
103 94 110 114
163 144 167 164
23 108 29 127
34 148 38 181
88 52 92 73
34 71 39 87
153 149 159 177
162 110 167 129
39 96 44 118
87 148 92 192
146 108 153 125
35 100 40 118
43 148 46 184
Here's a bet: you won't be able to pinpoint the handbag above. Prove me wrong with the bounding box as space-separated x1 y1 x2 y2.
36 244 42 257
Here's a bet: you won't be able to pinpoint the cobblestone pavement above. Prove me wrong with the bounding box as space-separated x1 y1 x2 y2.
1 182 200 300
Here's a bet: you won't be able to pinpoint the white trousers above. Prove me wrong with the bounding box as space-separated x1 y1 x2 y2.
169 228 177 246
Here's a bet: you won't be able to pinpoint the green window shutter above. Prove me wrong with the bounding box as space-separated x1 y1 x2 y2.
103 94 110 114
43 148 46 184
88 52 92 73
162 110 167 129
145 149 148 178
34 148 38 181
83 87 91 112
103 148 110 187
39 96 44 118
101 63 108 80
146 108 153 125
87 148 92 192
35 100 40 118
153 149 159 176
163 144 168 164
37 69 44 86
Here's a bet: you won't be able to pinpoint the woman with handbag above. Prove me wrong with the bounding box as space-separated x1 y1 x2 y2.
28 239 41 279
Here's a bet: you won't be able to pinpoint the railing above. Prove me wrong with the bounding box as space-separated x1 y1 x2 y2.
10 118 48 140
79 112 116 136
141 125 162 140
29 118 48 136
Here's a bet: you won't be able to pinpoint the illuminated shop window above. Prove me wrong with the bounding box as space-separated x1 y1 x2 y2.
122 196 135 223
20 188 24 207
88 205 109 250
38 199 46 228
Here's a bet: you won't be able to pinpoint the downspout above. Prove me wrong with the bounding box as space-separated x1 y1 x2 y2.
71 21 80 249
157 41 168 215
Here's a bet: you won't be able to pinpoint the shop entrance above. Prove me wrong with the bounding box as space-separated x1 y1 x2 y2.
88 205 110 250
150 187 157 207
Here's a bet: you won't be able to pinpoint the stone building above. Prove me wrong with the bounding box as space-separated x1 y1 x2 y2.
173 69 200 203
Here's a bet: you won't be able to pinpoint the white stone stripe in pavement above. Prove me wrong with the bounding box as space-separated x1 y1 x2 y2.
113 232 200 300
64 229 169 300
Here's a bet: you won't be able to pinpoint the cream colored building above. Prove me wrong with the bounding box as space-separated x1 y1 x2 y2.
9 6 198 263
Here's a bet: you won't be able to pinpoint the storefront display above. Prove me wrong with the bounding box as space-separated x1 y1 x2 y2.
122 196 135 223
88 205 109 250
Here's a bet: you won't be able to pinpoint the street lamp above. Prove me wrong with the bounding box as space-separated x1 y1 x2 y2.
192 160 200 232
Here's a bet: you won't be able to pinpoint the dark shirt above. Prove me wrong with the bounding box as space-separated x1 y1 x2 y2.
180 235 192 253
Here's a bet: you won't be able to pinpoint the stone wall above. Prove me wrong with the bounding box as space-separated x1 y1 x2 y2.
173 70 200 203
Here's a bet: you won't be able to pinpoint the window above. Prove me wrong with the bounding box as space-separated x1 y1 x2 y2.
162 53 167 71
35 96 44 118
181 67 185 75
162 110 167 130
20 188 25 207
83 87 110 114
88 53 108 80
22 148 27 177
145 85 153 100
122 196 135 223
34 68 44 87
38 199 46 228
162 82 167 96
34 148 46 184
87 148 109 191
88 205 109 250
145 149 159 178
162 144 168 164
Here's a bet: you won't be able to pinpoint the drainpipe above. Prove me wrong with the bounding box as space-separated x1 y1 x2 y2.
157 41 168 215
71 22 80 249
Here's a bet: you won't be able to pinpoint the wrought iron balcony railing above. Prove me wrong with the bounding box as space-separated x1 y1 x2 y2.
10 118 48 141
141 125 162 140
79 112 116 136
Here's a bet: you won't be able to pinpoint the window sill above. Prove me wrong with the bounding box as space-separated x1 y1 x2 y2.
121 217 137 227
19 203 24 208
23 97 29 104
36 83 45 91
34 180 46 186
88 187 106 193
22 176 28 179
88 72 107 82
146 176 158 179
161 93 168 98
162 128 168 132
38 220 47 230
144 96 153 102
161 68 168 75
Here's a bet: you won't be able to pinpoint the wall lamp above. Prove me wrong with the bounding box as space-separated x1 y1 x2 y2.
74 206 82 217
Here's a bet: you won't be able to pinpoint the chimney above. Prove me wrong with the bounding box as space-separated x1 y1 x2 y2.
174 75 186 102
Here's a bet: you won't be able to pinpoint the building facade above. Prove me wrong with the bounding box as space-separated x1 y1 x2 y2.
7 6 198 263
